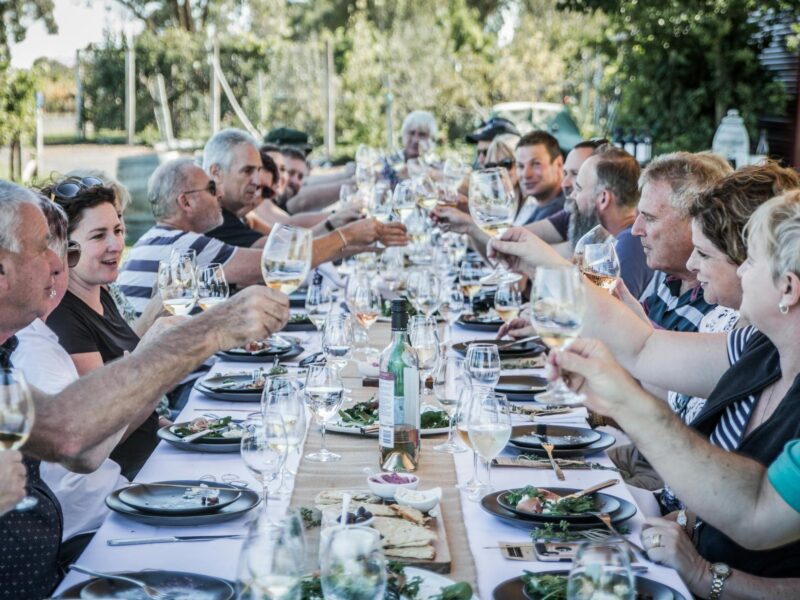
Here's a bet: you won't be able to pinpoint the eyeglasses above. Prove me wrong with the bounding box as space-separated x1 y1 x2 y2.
50 177 104 202
484 158 514 170
66 240 81 268
182 180 217 197
261 185 276 199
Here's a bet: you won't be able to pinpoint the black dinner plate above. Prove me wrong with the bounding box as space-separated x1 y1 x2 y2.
118 481 241 515
283 315 317 331
216 344 304 363
495 487 621 523
509 424 602 450
106 483 260 526
481 491 636 531
508 429 616 458
194 380 262 402
453 339 547 359
493 571 687 600
456 314 504 331
58 570 236 599
158 425 241 453
289 290 307 308
496 375 549 400
200 373 263 394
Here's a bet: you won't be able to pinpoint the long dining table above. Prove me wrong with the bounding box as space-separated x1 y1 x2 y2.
54 316 692 599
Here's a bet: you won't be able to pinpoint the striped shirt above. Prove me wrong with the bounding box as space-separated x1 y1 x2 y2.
639 270 715 332
117 225 237 316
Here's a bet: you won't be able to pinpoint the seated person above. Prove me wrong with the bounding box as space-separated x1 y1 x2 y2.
0 451 25 518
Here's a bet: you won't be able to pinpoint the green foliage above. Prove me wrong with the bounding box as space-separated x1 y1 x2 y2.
0 0 56 61
558 0 800 152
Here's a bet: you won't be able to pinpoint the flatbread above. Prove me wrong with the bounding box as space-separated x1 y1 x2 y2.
384 545 436 560
314 490 382 506
389 504 426 525
371 516 437 548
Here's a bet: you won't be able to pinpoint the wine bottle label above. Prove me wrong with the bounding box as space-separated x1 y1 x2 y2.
404 366 420 427
378 373 395 448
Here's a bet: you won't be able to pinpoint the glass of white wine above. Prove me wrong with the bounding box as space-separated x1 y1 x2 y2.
304 364 344 463
0 368 37 511
580 242 621 293
459 260 484 315
157 259 197 316
196 262 229 310
391 180 416 223
263 385 307 500
494 282 522 324
350 278 382 357
468 167 520 285
305 275 334 331
261 224 313 295
531 265 586 405
321 313 354 372
409 319 440 402
467 390 511 500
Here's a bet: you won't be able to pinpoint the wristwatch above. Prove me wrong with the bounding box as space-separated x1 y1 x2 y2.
708 562 731 599
324 218 335 232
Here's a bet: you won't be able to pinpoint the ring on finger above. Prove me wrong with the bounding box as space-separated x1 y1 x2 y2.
646 532 663 549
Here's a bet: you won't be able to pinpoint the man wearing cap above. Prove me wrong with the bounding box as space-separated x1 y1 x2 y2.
466 117 520 169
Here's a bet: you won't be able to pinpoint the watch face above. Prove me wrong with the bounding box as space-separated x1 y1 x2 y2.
712 563 732 576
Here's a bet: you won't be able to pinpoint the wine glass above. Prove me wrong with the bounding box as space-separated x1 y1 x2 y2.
379 248 405 292
370 182 393 223
468 168 520 285
573 224 615 266
169 247 197 269
196 263 229 310
409 319 440 402
459 260 484 315
0 368 37 511
305 276 334 330
567 541 635 600
157 259 197 316
261 224 313 295
304 364 344 462
406 269 441 319
438 285 465 345
392 180 416 223
464 343 501 389
263 384 307 499
349 278 382 356
531 265 586 405
236 513 305 600
432 355 467 454
467 390 511 499
494 282 522 324
321 313 354 372
240 415 287 513
404 207 432 265
454 386 483 494
320 525 387 600
580 242 621 293
412 176 439 212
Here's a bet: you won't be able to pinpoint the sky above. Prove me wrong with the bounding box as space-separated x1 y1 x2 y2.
10 0 140 69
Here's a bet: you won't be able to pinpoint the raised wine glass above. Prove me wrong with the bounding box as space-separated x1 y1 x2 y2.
494 282 522 324
261 224 313 295
572 224 615 266
464 343 501 389
459 260 484 315
531 265 586 405
580 242 621 293
391 180 416 223
157 259 197 316
432 355 467 454
467 390 511 500
196 263 229 310
468 167 520 285
0 368 37 510
303 364 344 462
240 415 287 514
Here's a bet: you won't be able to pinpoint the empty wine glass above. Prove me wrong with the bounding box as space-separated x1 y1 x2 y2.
304 364 344 462
157 259 197 316
454 386 483 494
531 265 586 405
438 285 465 345
567 541 635 600
392 180 416 223
305 274 334 330
321 313 354 372
494 282 522 324
263 384 307 499
320 526 387 600
240 416 287 513
406 269 441 318
432 355 467 454
409 319 440 402
459 260 484 315
0 368 37 511
261 224 313 295
196 263 229 310
467 390 511 499
464 343 501 389
468 168 520 285
379 248 405 292
580 242 621 293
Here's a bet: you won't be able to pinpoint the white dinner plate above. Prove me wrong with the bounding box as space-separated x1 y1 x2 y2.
404 567 478 600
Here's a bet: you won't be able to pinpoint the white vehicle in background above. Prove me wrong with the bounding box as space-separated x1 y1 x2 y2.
490 101 583 153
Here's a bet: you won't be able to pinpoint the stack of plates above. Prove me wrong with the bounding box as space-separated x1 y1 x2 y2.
455 314 504 332
194 373 263 402
507 424 615 457
453 339 546 359
495 375 548 401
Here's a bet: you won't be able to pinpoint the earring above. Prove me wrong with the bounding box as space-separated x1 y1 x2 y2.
779 303 789 315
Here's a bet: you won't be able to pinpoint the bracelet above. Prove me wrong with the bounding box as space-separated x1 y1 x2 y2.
335 228 348 249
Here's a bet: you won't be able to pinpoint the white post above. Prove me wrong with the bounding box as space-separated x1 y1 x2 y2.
35 91 44 176
324 39 335 159
75 49 83 139
210 37 221 134
125 30 136 144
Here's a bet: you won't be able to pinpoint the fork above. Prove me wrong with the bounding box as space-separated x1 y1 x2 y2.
588 512 647 559
540 440 565 481
70 564 171 600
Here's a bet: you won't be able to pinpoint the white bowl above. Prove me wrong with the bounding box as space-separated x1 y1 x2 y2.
394 486 442 513
366 473 419 500
356 360 380 378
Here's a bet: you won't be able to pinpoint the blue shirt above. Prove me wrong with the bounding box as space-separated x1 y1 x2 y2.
614 226 653 300
639 270 715 332
523 191 566 225
769 440 800 513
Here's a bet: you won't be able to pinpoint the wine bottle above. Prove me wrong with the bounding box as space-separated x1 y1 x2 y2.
378 299 421 472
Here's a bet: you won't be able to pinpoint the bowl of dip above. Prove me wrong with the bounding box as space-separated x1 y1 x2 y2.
366 472 419 500
394 486 442 513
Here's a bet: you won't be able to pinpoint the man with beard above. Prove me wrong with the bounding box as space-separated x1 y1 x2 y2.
567 145 653 299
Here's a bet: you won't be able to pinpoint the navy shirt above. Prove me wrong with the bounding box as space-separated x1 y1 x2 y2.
523 191 566 225
639 271 715 332
614 226 653 301
206 208 264 248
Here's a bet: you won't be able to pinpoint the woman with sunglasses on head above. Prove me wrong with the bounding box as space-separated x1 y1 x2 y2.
43 180 165 479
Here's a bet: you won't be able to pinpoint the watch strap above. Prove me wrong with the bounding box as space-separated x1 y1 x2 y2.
708 563 730 600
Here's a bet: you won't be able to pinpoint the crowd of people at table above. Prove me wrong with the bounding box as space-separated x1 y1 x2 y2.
0 107 799 599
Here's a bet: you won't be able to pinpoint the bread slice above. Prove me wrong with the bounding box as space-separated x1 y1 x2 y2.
384 545 436 560
371 516 437 548
314 490 382 506
389 504 427 525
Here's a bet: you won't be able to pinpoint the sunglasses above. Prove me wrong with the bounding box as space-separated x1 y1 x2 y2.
50 177 104 202
484 158 514 170
183 180 217 196
66 240 81 268
261 185 276 200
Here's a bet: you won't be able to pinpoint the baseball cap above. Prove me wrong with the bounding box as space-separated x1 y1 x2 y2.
466 117 520 144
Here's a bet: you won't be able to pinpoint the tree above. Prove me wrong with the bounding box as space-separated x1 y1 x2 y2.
558 0 800 152
0 0 56 60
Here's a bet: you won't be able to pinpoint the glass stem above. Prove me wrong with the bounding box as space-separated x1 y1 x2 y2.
446 414 455 444
472 450 479 482
320 423 327 454
262 481 269 513
486 459 493 490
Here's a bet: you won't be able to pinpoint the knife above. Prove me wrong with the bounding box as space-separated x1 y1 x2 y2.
181 426 229 443
108 534 244 546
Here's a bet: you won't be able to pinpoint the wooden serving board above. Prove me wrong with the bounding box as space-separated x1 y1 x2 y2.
403 511 452 574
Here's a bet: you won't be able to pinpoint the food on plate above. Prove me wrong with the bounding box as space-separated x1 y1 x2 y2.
389 504 427 525
337 506 374 524
371 515 437 557
522 572 641 600
314 489 383 506
182 483 220 506
504 486 596 516
339 401 449 430
170 416 242 440
290 313 312 323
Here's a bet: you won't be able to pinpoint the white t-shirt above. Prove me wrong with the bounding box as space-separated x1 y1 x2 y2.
12 318 128 540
